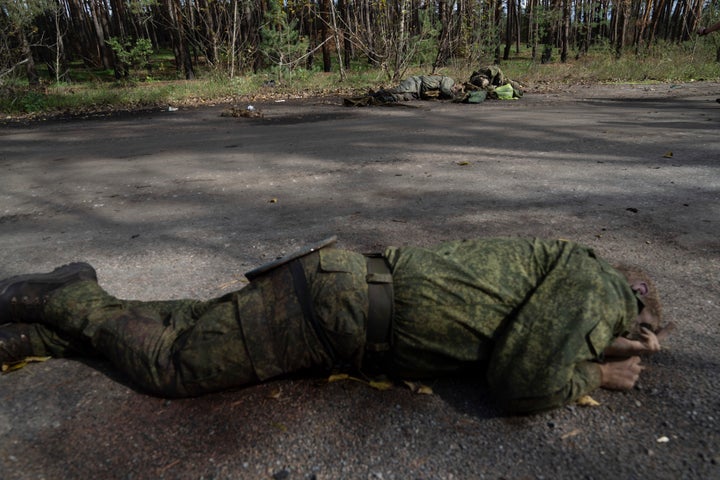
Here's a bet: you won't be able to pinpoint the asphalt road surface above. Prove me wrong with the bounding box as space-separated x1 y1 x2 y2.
1 82 719 479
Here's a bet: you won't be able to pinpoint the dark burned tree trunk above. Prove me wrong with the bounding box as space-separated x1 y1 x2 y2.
433 0 451 71
503 0 512 60
615 0 628 57
560 0 569 62
493 0 503 64
165 0 195 79
338 0 352 69
86 0 113 70
541 0 558 63
321 0 332 72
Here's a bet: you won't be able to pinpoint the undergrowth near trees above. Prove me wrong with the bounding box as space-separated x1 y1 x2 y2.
1 42 719 117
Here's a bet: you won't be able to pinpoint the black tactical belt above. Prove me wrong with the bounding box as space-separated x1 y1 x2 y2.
288 258 340 367
364 254 394 370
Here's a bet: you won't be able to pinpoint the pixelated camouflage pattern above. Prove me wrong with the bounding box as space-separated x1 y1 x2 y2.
40 238 636 413
42 249 368 397
382 75 457 101
384 238 638 413
234 248 368 382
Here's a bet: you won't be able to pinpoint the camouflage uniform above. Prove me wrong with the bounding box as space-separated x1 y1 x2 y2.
374 75 458 102
384 238 638 413
42 249 368 397
465 65 524 100
35 238 638 413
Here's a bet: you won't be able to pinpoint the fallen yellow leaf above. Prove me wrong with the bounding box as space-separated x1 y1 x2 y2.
403 381 434 395
326 373 394 390
576 395 601 407
328 373 350 383
1 356 51 373
368 379 394 391
663 151 673 158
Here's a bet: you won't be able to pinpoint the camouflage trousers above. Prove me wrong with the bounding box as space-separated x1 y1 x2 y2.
41 249 369 397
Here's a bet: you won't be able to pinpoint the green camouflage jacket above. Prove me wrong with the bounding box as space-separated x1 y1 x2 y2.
384 238 639 413
385 75 457 101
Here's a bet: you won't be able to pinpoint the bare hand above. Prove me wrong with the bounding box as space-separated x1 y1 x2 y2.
636 326 661 354
603 321 676 357
599 356 644 390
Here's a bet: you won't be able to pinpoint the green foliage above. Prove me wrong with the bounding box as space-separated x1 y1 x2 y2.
1 42 719 117
0 0 55 28
466 3 503 66
258 3 308 81
702 1 720 61
19 91 47 112
408 10 439 69
0 0 55 80
501 41 720 84
107 37 154 76
127 0 158 16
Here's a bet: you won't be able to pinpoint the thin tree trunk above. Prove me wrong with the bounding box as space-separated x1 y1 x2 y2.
166 0 195 79
321 0 332 72
19 28 39 85
503 0 513 60
230 0 239 76
560 0 569 62
433 0 451 71
330 0 346 80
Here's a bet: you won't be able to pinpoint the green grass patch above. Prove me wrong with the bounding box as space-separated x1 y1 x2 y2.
1 41 719 118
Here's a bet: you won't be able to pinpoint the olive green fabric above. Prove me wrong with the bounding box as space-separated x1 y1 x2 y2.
5 322 94 358
43 249 368 397
374 75 458 102
466 65 524 100
38 238 637 413
384 238 638 413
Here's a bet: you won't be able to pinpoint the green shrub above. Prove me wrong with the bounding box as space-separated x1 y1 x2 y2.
107 37 154 77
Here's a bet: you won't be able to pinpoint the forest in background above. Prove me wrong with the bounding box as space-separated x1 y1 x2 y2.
2 0 720 87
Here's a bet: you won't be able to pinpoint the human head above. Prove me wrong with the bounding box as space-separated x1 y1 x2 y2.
613 264 663 337
451 83 465 95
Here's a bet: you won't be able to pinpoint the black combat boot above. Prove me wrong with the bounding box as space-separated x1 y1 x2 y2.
0 263 97 324
0 323 41 364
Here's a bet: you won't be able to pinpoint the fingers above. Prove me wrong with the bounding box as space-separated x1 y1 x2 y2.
639 327 661 353
627 355 644 371
624 356 645 386
600 356 645 390
640 321 677 353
